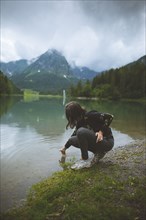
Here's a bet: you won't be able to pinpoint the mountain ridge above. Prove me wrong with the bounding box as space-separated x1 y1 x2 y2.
0 49 98 79
0 50 145 93
0 49 99 93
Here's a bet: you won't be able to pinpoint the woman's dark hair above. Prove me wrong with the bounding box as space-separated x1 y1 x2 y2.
65 101 86 129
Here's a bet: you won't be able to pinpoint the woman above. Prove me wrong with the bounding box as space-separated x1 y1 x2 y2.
60 101 114 168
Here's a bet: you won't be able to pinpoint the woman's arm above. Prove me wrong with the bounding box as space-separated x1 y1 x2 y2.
95 130 103 142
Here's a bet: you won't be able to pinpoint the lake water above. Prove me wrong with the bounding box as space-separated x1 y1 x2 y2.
0 96 146 212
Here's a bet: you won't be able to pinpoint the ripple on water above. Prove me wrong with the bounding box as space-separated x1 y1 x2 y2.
1 125 47 159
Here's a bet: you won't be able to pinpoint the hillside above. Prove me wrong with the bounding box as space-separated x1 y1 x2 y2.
69 55 146 99
92 55 146 99
0 71 21 95
125 55 146 67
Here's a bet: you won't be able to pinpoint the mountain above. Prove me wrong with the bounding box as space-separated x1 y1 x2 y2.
71 66 99 79
0 49 99 93
0 59 29 77
10 49 76 93
22 49 71 77
137 55 146 65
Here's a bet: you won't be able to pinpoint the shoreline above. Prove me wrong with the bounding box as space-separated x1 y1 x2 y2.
76 96 146 104
102 139 146 178
1 138 146 219
0 94 146 104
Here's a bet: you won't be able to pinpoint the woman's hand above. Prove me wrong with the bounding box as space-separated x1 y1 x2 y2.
60 147 66 155
95 131 103 142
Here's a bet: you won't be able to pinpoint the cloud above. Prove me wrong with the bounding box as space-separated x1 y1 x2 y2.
1 0 145 71
1 28 21 61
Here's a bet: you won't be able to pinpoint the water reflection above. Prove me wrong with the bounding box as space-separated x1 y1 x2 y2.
0 96 21 117
1 98 67 138
1 97 145 140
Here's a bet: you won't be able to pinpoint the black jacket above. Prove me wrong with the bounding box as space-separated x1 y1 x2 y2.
72 110 114 139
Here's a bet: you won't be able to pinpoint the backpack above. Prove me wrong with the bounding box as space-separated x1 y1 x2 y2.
100 112 114 126
85 110 114 127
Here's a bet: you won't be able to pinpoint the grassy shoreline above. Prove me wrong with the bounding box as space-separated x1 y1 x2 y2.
1 139 146 220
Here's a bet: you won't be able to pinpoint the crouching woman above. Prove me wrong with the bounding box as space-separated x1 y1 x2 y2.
60 101 114 167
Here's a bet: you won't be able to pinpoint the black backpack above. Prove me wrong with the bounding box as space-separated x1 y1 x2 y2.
85 110 114 127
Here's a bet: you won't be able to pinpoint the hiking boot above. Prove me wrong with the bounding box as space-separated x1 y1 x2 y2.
71 158 93 170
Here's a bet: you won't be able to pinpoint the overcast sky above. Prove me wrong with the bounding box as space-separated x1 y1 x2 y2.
1 0 145 71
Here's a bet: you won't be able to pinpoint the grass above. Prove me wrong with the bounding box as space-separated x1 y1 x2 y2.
1 142 146 220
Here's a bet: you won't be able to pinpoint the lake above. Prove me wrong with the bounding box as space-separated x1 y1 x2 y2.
0 96 145 211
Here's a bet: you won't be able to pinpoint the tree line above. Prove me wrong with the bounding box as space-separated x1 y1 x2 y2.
0 71 21 95
68 61 145 100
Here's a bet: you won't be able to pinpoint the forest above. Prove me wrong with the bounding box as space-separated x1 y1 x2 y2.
0 71 21 95
68 61 145 100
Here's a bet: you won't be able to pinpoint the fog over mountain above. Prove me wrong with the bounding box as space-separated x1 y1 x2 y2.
0 49 99 93
1 0 145 71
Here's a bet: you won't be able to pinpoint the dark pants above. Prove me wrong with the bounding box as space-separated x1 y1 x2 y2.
65 127 114 160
